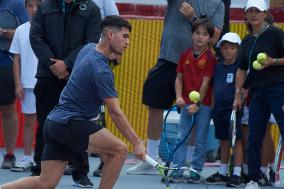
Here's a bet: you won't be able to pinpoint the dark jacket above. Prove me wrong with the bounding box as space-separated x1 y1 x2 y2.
30 0 101 79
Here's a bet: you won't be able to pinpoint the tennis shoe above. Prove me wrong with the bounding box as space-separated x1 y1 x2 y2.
11 157 33 172
183 169 202 183
245 181 260 189
204 172 228 185
227 175 245 187
126 161 158 175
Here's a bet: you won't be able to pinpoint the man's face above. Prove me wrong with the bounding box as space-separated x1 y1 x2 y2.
245 7 266 27
26 1 40 17
110 27 130 55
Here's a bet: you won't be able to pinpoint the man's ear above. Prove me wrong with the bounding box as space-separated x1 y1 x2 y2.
107 30 113 40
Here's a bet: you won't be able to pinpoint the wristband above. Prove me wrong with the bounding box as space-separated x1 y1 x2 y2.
274 58 280 66
190 16 198 23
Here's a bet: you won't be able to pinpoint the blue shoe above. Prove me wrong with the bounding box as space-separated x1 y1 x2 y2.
184 170 201 183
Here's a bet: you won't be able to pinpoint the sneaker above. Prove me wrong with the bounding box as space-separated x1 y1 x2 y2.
183 169 202 184
227 175 245 187
257 173 270 186
93 168 102 177
64 165 73 175
241 172 250 184
245 181 260 189
204 172 228 185
126 161 158 175
168 171 183 183
30 165 41 176
11 158 33 172
268 168 275 184
73 176 94 188
1 154 16 169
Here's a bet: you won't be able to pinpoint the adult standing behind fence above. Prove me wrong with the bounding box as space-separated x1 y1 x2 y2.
233 0 284 188
0 0 29 170
127 0 224 175
29 0 101 187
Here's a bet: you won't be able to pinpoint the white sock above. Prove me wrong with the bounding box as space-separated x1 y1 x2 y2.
233 166 242 176
243 164 248 175
147 139 160 160
186 146 195 162
219 164 228 176
261 166 267 174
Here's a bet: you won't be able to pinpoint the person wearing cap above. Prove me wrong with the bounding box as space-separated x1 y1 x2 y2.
233 0 284 188
204 32 244 187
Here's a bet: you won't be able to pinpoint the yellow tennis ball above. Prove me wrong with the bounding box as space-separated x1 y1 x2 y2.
189 91 200 103
257 53 267 64
253 60 263 70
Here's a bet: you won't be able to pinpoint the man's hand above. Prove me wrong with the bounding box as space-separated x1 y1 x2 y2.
133 142 146 160
0 28 5 37
15 84 24 100
188 104 199 114
262 56 276 68
179 2 196 20
176 97 186 108
49 58 69 79
233 90 243 110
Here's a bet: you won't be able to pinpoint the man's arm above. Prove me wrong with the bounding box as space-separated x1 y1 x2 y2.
0 29 16 40
104 97 145 159
64 6 102 70
29 6 55 69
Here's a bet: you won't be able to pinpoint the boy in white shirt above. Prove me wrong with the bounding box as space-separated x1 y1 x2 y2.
9 0 41 172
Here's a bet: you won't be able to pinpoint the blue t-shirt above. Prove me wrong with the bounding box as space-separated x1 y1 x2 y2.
212 62 238 114
47 43 118 124
0 0 29 66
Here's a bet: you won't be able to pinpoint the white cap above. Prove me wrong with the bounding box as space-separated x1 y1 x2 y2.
216 32 241 48
245 0 267 12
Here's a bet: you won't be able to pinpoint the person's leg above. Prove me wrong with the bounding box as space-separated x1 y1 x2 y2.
0 103 18 155
247 90 270 182
171 105 193 176
87 128 128 189
32 80 65 175
23 114 36 156
1 160 67 189
260 125 274 174
190 105 211 171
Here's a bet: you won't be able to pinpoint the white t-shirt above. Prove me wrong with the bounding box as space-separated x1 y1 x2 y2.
92 0 119 18
9 22 38 88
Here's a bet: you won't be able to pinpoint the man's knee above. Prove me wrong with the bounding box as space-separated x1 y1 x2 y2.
38 177 58 189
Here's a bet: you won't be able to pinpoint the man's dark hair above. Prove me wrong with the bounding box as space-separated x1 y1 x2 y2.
191 18 215 38
101 15 132 32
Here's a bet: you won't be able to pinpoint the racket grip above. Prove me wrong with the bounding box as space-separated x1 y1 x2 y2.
145 155 159 168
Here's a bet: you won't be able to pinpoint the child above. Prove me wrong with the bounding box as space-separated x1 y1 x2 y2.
9 0 41 172
204 32 243 187
169 18 216 183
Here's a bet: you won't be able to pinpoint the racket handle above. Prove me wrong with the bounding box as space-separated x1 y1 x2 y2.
145 155 159 168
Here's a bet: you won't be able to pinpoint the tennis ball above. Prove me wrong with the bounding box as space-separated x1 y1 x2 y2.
253 60 263 70
257 53 267 64
189 91 200 103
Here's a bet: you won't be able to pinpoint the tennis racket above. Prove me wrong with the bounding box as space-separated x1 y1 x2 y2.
162 105 197 187
227 109 237 178
0 9 20 60
272 136 282 187
145 155 199 189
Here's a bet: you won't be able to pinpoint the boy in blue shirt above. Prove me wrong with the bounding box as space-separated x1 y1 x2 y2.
205 32 244 187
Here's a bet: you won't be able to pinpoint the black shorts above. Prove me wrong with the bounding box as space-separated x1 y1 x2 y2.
0 65 16 105
142 59 177 109
212 110 243 140
42 119 103 162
